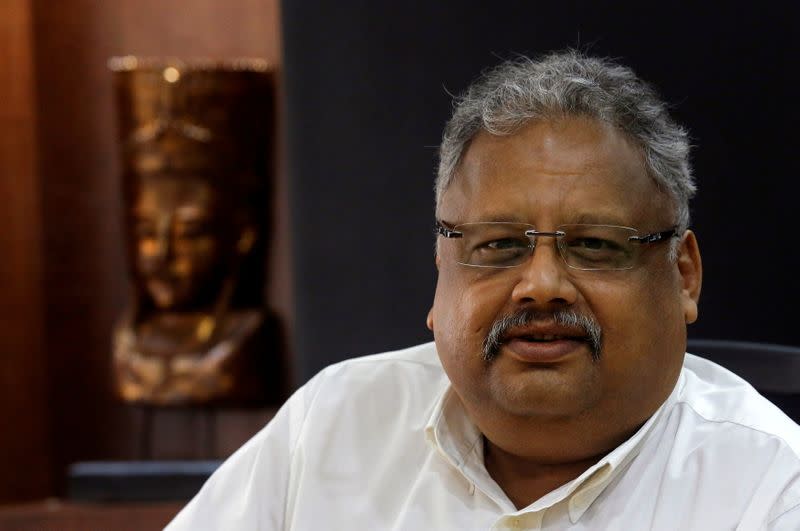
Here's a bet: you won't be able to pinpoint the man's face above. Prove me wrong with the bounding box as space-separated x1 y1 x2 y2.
132 176 225 310
429 117 701 438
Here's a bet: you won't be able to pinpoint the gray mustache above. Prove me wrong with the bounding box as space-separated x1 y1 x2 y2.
482 308 603 362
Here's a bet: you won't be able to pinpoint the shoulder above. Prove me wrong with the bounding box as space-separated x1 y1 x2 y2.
303 342 448 417
319 341 444 383
671 354 800 524
679 353 800 451
279 342 448 444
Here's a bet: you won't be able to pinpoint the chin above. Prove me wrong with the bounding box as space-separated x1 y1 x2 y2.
485 364 601 419
145 282 195 310
148 292 174 309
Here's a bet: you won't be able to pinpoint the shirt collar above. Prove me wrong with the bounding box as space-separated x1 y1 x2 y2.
424 386 483 470
424 367 687 522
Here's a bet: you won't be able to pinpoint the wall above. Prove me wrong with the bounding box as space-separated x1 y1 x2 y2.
0 0 287 501
282 2 800 382
0 0 51 501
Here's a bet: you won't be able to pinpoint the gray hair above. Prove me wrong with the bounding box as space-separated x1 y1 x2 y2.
436 50 696 250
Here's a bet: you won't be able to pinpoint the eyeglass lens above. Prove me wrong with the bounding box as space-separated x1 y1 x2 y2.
453 223 638 270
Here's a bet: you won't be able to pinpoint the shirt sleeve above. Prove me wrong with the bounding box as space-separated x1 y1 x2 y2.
165 371 325 531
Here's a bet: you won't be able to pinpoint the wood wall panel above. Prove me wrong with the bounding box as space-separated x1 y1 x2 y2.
0 0 51 501
0 500 183 530
29 0 286 496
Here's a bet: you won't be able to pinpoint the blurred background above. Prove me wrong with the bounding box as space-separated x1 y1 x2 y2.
1 0 798 526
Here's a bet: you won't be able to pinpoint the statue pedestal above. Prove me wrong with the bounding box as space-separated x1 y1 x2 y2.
67 406 277 502
68 460 221 502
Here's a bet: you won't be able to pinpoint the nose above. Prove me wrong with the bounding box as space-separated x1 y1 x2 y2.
151 217 174 266
510 234 578 308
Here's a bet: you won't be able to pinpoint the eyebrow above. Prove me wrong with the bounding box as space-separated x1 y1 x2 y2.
439 214 529 226
569 212 632 226
440 212 633 227
482 214 529 223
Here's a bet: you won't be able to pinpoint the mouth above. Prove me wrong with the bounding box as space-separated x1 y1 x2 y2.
502 327 590 363
481 309 603 363
515 334 585 342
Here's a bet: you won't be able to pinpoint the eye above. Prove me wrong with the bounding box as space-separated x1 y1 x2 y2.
471 237 530 266
174 221 210 238
482 237 530 250
135 221 157 238
569 237 620 251
563 236 629 267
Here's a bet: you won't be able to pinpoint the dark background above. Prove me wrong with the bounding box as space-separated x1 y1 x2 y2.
283 2 800 383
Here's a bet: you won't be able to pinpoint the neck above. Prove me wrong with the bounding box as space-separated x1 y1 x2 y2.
483 436 604 509
467 398 653 510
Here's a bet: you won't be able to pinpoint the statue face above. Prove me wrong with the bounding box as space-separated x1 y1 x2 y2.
132 176 225 310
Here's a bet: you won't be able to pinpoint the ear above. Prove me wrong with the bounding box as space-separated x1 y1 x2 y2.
676 230 702 324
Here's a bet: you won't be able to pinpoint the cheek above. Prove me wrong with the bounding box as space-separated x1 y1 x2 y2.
628 268 685 341
136 238 159 272
432 267 511 363
172 238 218 276
138 238 157 258
588 271 685 397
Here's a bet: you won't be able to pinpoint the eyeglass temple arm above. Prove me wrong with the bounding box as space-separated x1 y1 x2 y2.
435 222 463 239
629 228 679 244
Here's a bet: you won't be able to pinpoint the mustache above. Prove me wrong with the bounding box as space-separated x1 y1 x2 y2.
481 308 603 362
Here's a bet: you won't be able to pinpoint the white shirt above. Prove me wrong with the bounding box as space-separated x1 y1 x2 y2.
167 342 800 530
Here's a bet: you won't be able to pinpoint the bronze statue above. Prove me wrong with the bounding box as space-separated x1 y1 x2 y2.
109 57 279 406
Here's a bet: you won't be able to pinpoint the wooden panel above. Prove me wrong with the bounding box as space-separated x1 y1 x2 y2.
0 0 52 501
30 0 287 496
0 501 183 531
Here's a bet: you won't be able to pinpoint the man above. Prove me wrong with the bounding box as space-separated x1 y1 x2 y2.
168 51 800 530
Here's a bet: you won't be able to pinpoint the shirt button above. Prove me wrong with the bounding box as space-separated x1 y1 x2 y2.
493 515 532 530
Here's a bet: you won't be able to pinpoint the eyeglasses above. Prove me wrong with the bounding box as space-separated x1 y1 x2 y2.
435 221 679 271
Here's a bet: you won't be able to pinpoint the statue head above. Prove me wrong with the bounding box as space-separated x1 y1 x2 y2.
111 57 273 316
132 173 249 310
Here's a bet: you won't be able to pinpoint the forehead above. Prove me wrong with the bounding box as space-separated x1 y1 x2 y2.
440 117 671 227
135 176 215 213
